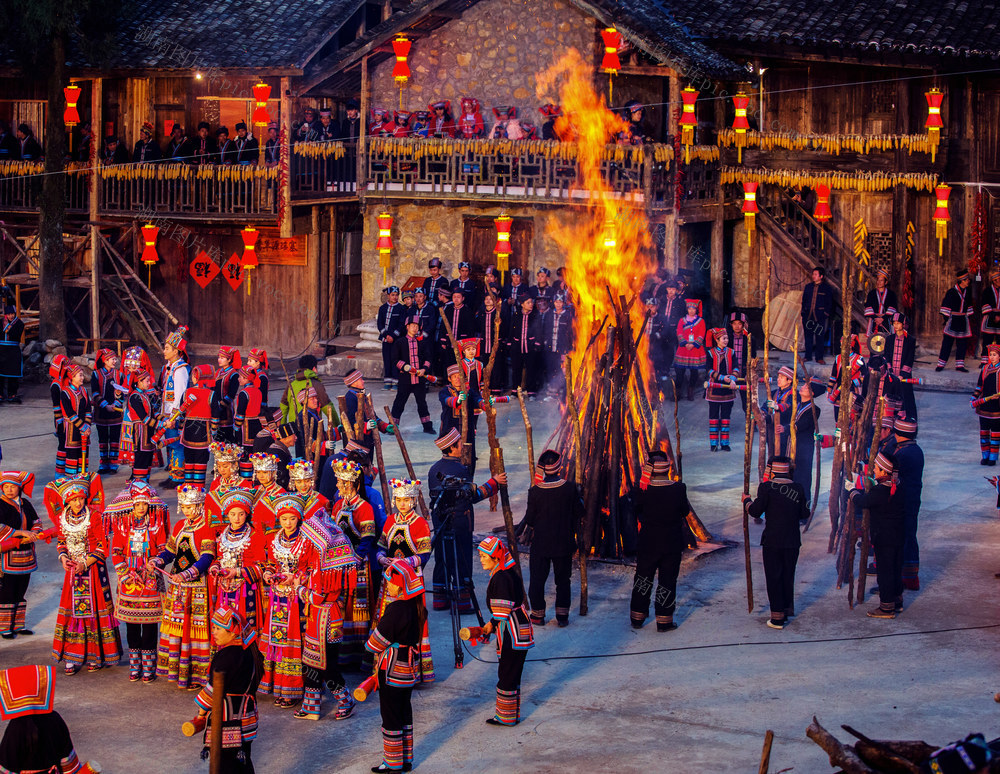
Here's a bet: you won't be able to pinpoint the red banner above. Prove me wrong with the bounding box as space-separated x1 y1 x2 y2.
189 251 220 288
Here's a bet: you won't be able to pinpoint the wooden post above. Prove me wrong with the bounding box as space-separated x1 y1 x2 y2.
279 76 292 238
438 307 471 468
310 205 321 345
362 392 391 509
763 252 774 454
790 323 799 460
209 668 225 774
384 404 430 520
89 77 102 341
358 56 369 194
565 358 584 487
856 395 886 605
829 254 857 553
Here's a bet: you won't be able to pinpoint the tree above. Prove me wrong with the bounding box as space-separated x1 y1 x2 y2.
0 0 121 344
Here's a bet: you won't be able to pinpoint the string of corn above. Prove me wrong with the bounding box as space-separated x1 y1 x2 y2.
720 166 939 193
717 129 936 157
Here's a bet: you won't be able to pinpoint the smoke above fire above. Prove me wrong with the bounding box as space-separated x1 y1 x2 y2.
536 49 657 383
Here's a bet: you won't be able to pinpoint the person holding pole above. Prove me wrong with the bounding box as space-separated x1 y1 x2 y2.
742 456 808 629
365 559 426 772
705 328 738 452
477 536 534 726
629 452 692 632
972 343 1000 465
191 607 263 772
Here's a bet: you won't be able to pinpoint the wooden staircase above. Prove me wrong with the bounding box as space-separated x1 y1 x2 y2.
756 187 874 330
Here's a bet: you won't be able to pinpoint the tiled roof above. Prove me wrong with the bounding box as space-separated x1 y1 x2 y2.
581 0 746 78
65 0 364 71
672 0 1000 60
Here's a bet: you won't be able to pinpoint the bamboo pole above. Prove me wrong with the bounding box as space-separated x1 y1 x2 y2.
438 307 472 469
516 387 535 482
384 404 430 520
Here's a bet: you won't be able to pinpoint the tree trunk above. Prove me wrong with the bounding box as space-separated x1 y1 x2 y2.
38 33 68 344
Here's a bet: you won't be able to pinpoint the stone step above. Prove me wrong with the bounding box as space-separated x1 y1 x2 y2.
321 350 385 379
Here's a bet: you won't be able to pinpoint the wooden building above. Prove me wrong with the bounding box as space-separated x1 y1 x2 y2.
0 0 997 353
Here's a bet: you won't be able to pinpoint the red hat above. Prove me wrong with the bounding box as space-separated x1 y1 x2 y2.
95 348 116 369
248 348 268 369
238 366 259 387
141 121 154 136
0 470 34 497
48 353 69 383
394 111 411 124
218 346 242 369
191 363 215 384
429 100 451 112
0 665 55 720
492 105 516 119
478 536 515 571
539 103 562 118
458 338 481 356
384 559 425 600
461 97 480 112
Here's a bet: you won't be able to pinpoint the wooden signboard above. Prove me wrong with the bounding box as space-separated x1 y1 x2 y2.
257 228 308 266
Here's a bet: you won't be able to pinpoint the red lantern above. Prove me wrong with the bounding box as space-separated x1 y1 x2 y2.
376 212 393 284
241 225 259 295
141 223 159 285
252 82 271 127
814 184 832 248
392 37 411 85
933 184 950 257
600 28 621 73
494 215 512 273
925 88 944 163
63 85 82 127
679 87 698 163
732 93 750 163
742 182 759 246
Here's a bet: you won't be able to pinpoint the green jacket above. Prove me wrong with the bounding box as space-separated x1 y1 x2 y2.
280 369 339 426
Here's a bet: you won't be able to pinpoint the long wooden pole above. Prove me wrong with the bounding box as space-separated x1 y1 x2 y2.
362 393 391 509
790 322 800 460
516 387 535 482
336 395 357 442
384 404 430 520
799 361 823 530
209 668 224 774
480 311 521 578
763 252 774 454
671 377 682 479
565 358 584 487
829 256 857 551
743 356 756 613
438 307 471 468
856 395 886 605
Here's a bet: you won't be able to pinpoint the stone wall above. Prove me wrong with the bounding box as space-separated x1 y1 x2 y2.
360 202 591 318
371 0 596 131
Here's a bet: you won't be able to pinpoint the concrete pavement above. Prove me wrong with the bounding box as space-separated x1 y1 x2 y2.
0 373 997 773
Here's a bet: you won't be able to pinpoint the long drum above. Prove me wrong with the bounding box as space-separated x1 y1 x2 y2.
768 290 803 352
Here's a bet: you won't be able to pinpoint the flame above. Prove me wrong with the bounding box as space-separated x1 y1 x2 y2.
536 50 656 389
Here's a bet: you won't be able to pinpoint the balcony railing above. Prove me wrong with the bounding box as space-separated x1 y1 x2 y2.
0 141 724 218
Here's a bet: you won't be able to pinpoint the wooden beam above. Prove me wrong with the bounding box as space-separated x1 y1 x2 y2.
90 77 102 341
280 76 293 238
359 55 369 194
615 64 677 77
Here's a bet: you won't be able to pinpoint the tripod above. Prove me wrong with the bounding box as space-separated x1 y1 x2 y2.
430 495 486 669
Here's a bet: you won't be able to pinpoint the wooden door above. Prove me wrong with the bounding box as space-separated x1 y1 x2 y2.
462 216 533 280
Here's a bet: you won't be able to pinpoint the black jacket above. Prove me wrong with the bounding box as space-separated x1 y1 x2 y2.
523 476 583 557
746 478 807 548
634 480 691 557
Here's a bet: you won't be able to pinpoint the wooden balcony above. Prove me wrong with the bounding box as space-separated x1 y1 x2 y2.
0 141 725 220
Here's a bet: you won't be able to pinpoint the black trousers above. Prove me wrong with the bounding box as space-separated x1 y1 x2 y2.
391 380 430 423
219 741 254 774
125 622 158 650
873 539 904 606
0 573 29 633
378 678 413 731
527 553 572 620
304 642 345 690
803 318 827 361
0 376 19 397
762 545 799 616
630 550 682 621
381 341 396 381
497 639 527 691
938 335 969 366
431 512 473 590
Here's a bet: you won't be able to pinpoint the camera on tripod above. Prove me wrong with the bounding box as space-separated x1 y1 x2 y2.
432 473 476 516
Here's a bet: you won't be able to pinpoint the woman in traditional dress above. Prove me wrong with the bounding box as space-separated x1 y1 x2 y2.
151 484 216 689
295 495 359 721
0 471 41 639
206 442 252 529
249 452 284 534
246 348 270 413
477 536 534 726
110 482 168 683
119 369 160 483
48 476 122 675
260 494 312 708
375 478 433 683
211 491 266 635
191 607 263 773
365 560 425 772
60 365 92 477
288 458 329 520
49 354 70 476
329 458 376 669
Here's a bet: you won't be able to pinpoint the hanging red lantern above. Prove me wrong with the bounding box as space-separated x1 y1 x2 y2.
933 184 950 257
392 37 411 84
252 82 271 127
63 85 82 127
241 225 259 296
678 87 698 164
925 88 944 163
494 214 512 273
376 212 393 285
742 182 759 246
813 184 832 249
600 28 621 73
141 223 159 285
732 92 750 163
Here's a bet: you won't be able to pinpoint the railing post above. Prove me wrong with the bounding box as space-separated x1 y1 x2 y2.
280 75 292 238
90 77 102 340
